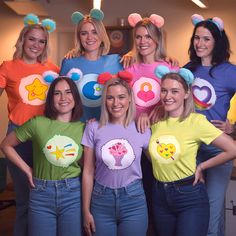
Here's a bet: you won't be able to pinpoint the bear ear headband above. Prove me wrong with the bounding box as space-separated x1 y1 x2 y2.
71 8 104 25
191 14 224 31
24 13 56 33
128 13 164 28
97 71 133 85
43 68 83 84
155 65 194 86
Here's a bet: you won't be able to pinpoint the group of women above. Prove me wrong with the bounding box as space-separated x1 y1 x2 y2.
0 8 236 236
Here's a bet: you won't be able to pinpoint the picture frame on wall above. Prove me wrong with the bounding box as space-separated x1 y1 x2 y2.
106 26 133 56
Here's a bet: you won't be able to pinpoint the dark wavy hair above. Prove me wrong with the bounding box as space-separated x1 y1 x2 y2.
186 19 231 77
44 77 83 121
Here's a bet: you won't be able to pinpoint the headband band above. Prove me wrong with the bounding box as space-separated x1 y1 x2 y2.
24 13 56 33
128 13 164 28
191 14 224 31
97 71 133 85
71 8 104 25
43 68 83 83
155 65 194 86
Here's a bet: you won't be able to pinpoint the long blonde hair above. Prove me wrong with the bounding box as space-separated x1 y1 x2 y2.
74 16 110 56
13 24 49 64
132 18 166 63
99 78 136 128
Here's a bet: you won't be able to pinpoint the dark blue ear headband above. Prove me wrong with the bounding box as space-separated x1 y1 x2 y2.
191 14 224 32
155 65 194 86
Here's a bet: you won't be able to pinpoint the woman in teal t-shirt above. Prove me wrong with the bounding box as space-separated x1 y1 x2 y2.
1 77 84 236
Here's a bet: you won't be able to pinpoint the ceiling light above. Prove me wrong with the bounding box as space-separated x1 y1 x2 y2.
191 0 209 9
93 0 102 10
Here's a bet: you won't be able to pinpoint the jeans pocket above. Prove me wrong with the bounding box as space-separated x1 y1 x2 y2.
126 182 145 199
66 179 81 192
31 184 46 192
176 182 203 194
92 183 105 197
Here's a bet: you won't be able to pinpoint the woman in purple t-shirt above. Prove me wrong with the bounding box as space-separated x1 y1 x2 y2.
81 71 151 236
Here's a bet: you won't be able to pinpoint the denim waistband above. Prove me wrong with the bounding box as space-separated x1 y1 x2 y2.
94 179 142 193
155 175 195 187
33 176 80 187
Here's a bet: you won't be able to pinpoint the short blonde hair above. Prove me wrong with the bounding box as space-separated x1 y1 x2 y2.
13 24 49 64
74 16 110 56
159 73 195 121
132 18 166 63
99 78 136 128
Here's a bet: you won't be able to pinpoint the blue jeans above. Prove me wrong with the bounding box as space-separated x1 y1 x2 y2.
198 145 233 236
6 122 33 236
91 180 148 236
152 177 209 236
28 177 81 236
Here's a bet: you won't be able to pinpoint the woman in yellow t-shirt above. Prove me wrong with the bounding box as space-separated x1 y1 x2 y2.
148 66 236 236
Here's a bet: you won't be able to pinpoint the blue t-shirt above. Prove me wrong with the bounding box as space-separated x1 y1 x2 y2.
60 55 122 122
191 62 236 121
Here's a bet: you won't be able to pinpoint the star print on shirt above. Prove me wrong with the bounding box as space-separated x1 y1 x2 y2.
25 78 48 101
51 146 65 160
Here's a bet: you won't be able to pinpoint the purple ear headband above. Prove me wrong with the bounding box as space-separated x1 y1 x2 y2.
128 13 164 28
191 14 224 31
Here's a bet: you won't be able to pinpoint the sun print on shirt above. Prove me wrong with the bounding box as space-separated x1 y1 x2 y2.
19 74 49 105
43 135 79 167
101 139 135 170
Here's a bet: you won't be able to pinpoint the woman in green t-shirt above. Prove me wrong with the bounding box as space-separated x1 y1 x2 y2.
1 77 84 236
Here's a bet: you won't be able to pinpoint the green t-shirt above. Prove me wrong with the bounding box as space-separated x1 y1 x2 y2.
149 113 222 182
15 116 84 180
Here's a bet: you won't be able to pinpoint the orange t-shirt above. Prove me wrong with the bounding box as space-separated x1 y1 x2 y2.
0 59 59 125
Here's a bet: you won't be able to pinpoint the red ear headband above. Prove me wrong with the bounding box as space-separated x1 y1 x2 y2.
97 71 133 85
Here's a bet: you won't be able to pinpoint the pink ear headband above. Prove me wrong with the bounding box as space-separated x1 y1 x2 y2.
97 71 133 85
191 14 224 31
128 13 164 28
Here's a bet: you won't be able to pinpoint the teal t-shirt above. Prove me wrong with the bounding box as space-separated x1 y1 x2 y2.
15 116 84 180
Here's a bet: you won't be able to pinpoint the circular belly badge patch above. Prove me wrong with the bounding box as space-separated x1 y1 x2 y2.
77 74 103 107
132 77 161 107
43 135 79 167
192 78 216 110
19 74 49 105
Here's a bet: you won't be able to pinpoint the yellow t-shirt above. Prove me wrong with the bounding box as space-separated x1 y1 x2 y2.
149 113 222 182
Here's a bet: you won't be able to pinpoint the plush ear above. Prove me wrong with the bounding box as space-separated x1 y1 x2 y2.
43 71 59 83
24 14 39 26
154 65 170 79
191 14 204 26
212 17 224 31
41 19 56 33
179 68 194 85
97 72 113 84
66 68 83 82
71 11 84 24
90 8 104 21
149 14 165 28
118 71 133 84
128 13 142 27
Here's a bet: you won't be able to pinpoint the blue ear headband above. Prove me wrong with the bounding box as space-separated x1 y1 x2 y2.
43 68 83 83
191 14 224 32
71 8 104 25
24 13 56 33
154 65 194 86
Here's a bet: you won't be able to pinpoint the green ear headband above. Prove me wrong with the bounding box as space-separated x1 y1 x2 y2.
71 8 104 25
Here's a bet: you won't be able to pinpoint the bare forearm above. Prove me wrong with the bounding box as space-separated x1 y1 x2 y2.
82 172 94 214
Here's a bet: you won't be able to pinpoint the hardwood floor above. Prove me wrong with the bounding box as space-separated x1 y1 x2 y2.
0 187 15 236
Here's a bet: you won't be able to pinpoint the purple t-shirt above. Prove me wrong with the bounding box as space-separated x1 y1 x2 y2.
82 121 151 188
